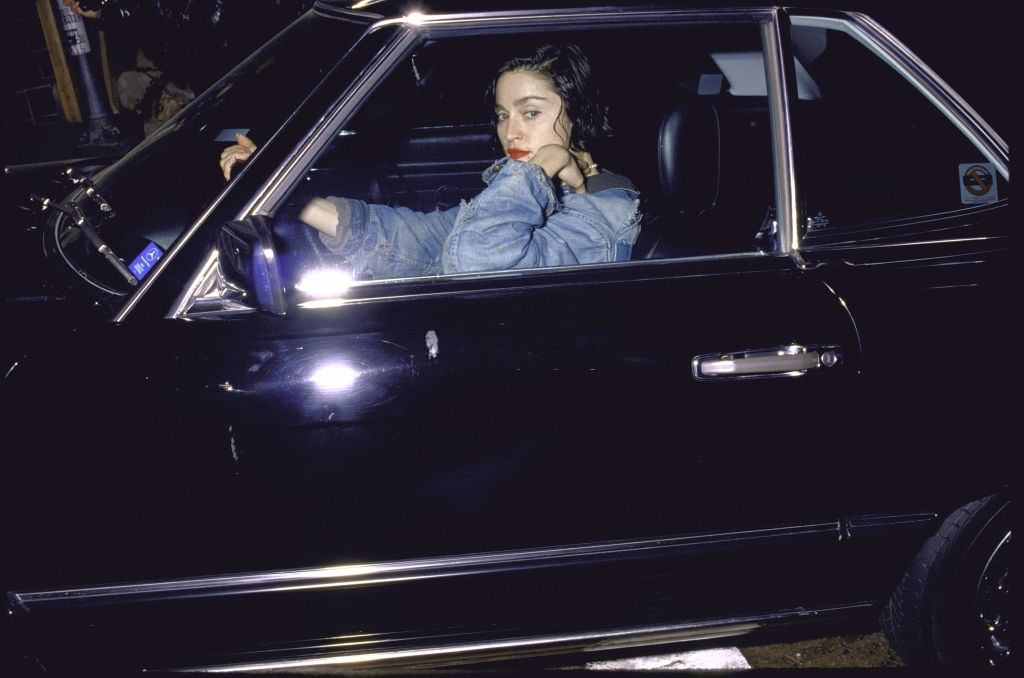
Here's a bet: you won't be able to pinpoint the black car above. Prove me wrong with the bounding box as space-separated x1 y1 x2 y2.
2 0 1009 671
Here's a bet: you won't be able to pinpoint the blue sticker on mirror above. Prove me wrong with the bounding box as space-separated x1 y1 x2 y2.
129 242 163 281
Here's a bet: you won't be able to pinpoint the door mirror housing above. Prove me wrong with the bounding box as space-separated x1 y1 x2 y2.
176 216 286 319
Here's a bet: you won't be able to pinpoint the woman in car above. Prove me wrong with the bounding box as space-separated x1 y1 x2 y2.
220 44 640 278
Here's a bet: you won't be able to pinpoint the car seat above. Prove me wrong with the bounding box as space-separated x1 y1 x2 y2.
631 92 773 260
631 95 721 260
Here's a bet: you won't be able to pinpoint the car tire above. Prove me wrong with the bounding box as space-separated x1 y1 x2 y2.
881 492 1010 668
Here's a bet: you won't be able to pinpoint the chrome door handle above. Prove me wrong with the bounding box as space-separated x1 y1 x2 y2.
692 345 842 381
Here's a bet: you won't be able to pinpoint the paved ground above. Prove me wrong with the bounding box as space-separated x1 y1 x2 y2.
740 632 902 668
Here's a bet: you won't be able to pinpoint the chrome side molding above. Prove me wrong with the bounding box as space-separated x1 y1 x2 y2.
186 602 874 672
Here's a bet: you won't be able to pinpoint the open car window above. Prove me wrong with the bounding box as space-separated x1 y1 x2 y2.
264 22 778 305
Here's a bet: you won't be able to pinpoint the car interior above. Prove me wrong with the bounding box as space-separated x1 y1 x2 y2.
270 25 779 285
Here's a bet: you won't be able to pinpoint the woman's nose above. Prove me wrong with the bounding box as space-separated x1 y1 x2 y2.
505 117 522 141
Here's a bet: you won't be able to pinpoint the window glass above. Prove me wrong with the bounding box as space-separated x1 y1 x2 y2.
789 19 1007 235
56 14 364 299
267 24 775 299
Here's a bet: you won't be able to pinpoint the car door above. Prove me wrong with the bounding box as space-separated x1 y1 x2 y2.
152 11 878 668
155 249 866 662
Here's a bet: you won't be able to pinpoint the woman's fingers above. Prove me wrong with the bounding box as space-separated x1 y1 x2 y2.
571 149 593 166
571 149 597 176
221 152 248 180
529 145 588 192
220 148 251 180
557 161 587 193
220 136 258 181
221 155 236 181
236 133 257 151
219 144 249 161
561 149 591 191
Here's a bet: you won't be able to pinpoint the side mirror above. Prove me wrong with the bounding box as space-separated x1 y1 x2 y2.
218 217 286 314
176 216 286 318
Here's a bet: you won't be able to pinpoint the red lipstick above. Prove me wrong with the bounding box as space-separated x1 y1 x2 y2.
508 149 529 160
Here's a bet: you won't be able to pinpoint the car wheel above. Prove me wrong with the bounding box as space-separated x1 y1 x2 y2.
881 493 1010 667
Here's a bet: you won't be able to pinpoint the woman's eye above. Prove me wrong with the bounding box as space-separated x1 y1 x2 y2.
524 110 540 119
495 112 508 122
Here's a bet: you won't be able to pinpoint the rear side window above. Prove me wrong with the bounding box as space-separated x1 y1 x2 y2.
788 17 1007 234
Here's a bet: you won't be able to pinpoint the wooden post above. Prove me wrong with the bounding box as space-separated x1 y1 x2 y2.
98 30 120 113
35 0 82 123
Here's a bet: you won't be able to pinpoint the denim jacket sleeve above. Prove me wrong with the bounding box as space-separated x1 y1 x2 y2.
441 158 640 274
316 158 640 279
317 197 458 279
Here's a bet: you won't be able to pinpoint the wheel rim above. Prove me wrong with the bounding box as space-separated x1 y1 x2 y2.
974 529 1011 666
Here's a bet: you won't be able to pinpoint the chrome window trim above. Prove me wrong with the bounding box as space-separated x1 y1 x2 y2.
340 250 767 287
170 247 221 318
375 7 775 32
802 234 1003 254
789 13 1008 181
761 10 799 253
289 251 773 311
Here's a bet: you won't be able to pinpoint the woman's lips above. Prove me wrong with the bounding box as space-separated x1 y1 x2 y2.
508 149 530 160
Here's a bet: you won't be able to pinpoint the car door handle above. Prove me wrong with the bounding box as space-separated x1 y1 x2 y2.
692 344 842 381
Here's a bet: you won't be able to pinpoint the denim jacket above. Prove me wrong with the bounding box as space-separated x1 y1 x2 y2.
317 157 640 279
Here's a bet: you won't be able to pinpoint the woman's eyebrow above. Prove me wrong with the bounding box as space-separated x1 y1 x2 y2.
514 95 549 106
494 95 551 112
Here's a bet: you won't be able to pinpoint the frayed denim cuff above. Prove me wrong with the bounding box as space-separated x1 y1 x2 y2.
318 197 367 257
481 157 559 216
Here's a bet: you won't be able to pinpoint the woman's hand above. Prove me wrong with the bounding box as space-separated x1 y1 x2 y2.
529 145 596 194
219 133 257 181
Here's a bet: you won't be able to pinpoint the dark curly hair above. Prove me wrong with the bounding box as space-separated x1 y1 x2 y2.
486 44 613 151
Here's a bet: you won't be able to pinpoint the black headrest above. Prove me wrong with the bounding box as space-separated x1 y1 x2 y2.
658 98 720 215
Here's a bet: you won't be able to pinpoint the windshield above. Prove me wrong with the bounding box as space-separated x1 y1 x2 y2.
53 11 370 298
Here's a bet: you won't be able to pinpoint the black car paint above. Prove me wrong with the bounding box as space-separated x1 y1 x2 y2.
2 2 1010 671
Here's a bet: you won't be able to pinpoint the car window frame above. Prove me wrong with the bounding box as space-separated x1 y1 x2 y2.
228 7 802 312
784 10 1009 248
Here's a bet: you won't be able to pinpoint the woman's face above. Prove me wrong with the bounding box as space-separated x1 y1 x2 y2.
494 70 572 163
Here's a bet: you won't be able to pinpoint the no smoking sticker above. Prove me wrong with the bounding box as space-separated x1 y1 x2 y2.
958 162 998 204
